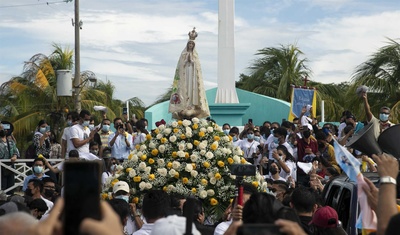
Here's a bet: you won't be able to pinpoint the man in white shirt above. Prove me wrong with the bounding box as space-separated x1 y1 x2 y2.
70 110 98 154
362 92 393 139
238 129 259 165
25 179 53 218
109 118 134 162
61 111 79 158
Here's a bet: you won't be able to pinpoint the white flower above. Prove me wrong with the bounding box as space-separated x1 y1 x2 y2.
178 143 185 151
172 161 181 169
164 128 172 135
256 174 262 181
215 126 223 132
208 172 214 178
190 170 198 177
185 164 193 172
169 169 177 177
200 150 206 156
158 145 166 153
158 125 165 131
137 151 143 156
198 142 207 150
139 162 147 170
205 151 214 159
167 185 175 192
149 142 156 149
199 190 207 199
116 165 123 171
192 117 199 124
169 135 177 143
200 127 207 133
182 120 191 127
233 155 241 163
157 168 168 177
201 119 208 126
207 189 215 196
129 169 137 177
171 121 178 128
131 155 139 162
226 148 232 155
156 133 163 140
145 167 151 174
222 136 230 142
207 127 214 133
177 151 185 158
140 145 147 151
145 182 153 190
157 158 165 166
190 154 198 162
186 143 193 149
139 182 146 190
210 177 217 185
185 131 193 138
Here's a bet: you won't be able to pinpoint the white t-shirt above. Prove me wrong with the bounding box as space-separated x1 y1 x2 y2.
62 126 75 158
133 133 147 146
69 124 90 153
239 139 259 159
279 160 297 181
213 220 232 235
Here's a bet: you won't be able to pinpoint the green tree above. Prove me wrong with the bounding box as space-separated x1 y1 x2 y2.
348 38 400 122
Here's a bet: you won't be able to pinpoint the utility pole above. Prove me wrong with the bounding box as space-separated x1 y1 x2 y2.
74 0 81 113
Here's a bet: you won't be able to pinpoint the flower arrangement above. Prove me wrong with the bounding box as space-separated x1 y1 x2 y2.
103 118 266 219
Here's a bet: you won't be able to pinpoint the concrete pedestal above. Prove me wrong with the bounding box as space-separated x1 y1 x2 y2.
209 103 250 126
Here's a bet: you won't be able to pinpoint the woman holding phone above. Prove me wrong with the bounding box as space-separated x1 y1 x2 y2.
33 120 52 158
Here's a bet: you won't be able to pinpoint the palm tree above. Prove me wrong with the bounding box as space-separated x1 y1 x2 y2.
237 44 311 101
348 38 400 122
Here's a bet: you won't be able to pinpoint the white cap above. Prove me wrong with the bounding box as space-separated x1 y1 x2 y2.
94 105 107 112
113 181 130 194
150 215 201 235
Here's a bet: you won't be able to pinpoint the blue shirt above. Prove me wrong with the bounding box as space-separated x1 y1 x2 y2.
108 132 133 160
22 174 49 191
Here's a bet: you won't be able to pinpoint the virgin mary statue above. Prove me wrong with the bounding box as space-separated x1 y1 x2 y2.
168 28 210 119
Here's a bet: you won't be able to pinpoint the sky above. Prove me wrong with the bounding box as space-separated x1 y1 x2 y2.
1 0 400 106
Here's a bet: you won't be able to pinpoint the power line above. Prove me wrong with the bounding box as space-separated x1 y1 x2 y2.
0 0 71 9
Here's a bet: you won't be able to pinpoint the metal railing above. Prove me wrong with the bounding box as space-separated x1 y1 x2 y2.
0 159 64 193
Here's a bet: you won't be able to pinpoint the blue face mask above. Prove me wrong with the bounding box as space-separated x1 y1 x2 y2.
82 121 90 127
379 113 389 122
233 136 238 142
273 137 279 144
33 166 43 174
88 124 95 130
223 129 230 135
247 134 254 140
39 127 46 134
254 136 261 142
102 125 110 132
67 120 73 126
115 195 129 203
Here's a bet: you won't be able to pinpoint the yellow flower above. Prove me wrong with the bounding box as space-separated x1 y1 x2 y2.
101 193 108 200
241 158 247 164
193 140 200 146
217 161 225 168
128 153 134 160
151 149 159 156
167 162 173 169
185 152 189 159
126 168 133 173
252 181 259 188
215 173 222 180
203 162 210 168
228 135 233 141
146 134 152 140
163 186 168 192
161 138 168 144
135 145 140 150
174 172 180 179
227 158 234 164
229 198 234 204
111 179 119 187
182 177 189 184
173 128 179 133
199 131 205 137
201 179 208 186
124 132 128 138
149 174 155 180
211 143 218 151
133 176 141 182
192 123 198 130
191 163 196 169
191 188 197 193
214 136 220 141
140 155 147 161
210 198 218 206
178 120 183 126
180 134 186 139
148 158 155 165
37 154 44 159
154 129 160 134
132 197 139 204
172 152 178 158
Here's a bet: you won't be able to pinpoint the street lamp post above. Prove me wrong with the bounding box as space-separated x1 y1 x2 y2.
74 0 81 113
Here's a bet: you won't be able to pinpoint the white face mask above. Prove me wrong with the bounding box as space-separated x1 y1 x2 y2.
88 124 95 130
82 121 90 127
115 195 129 203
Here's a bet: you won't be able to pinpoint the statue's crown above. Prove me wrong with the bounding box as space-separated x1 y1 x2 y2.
188 27 198 40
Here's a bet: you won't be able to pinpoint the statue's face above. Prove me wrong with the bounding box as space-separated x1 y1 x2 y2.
188 41 195 50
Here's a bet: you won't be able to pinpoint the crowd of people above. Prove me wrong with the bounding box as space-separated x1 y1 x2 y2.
0 91 398 235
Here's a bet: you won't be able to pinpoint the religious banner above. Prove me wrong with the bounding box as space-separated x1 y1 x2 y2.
288 87 317 121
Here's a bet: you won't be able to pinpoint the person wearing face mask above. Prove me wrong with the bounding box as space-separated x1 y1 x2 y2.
22 158 49 191
61 111 79 158
133 119 149 146
222 123 231 136
268 162 286 181
33 120 52 158
25 178 53 220
296 125 318 187
0 123 19 194
315 131 341 174
102 155 117 189
70 109 98 154
42 177 57 203
229 127 241 147
361 91 394 139
268 127 293 162
99 118 113 157
238 129 260 165
109 118 134 162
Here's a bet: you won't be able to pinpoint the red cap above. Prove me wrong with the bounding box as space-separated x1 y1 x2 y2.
309 206 339 228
